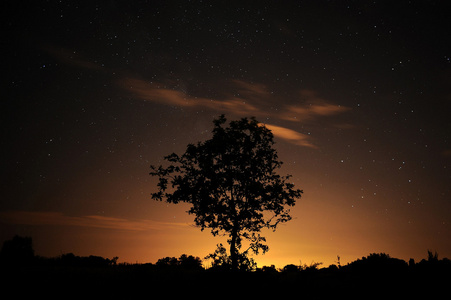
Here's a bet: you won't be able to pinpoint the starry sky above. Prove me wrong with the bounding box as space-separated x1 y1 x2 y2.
2 1 450 267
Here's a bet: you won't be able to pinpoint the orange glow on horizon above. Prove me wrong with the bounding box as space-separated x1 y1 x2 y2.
2 184 446 269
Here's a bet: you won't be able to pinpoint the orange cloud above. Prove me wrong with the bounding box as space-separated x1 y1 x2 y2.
281 89 350 122
310 102 349 116
263 123 317 148
0 211 189 231
120 78 259 115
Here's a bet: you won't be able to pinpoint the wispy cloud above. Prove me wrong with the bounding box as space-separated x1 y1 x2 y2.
41 45 105 71
120 78 350 148
442 149 451 157
119 78 259 115
263 124 317 148
0 211 190 231
280 90 351 122
232 80 270 100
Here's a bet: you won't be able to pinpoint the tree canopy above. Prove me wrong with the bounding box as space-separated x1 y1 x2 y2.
150 115 303 270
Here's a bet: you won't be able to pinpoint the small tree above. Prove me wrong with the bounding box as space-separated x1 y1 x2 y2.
150 115 302 270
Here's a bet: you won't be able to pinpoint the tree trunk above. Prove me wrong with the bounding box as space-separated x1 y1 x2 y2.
230 226 238 271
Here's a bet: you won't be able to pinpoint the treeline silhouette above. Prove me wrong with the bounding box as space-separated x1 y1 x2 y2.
1 235 450 297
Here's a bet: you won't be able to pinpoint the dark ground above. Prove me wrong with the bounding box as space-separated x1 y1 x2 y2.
1 238 449 298
2 259 450 298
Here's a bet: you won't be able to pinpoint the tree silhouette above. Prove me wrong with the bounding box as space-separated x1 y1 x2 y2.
150 115 303 270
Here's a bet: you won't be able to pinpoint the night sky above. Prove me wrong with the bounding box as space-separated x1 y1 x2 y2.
2 1 450 267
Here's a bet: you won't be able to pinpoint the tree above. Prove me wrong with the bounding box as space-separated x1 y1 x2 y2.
150 115 303 270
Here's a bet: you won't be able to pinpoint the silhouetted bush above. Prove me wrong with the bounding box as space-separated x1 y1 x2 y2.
282 264 300 273
342 253 408 274
258 265 278 273
0 235 34 266
57 253 117 267
414 251 451 275
178 254 203 270
156 256 179 267
325 264 339 272
156 254 203 270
